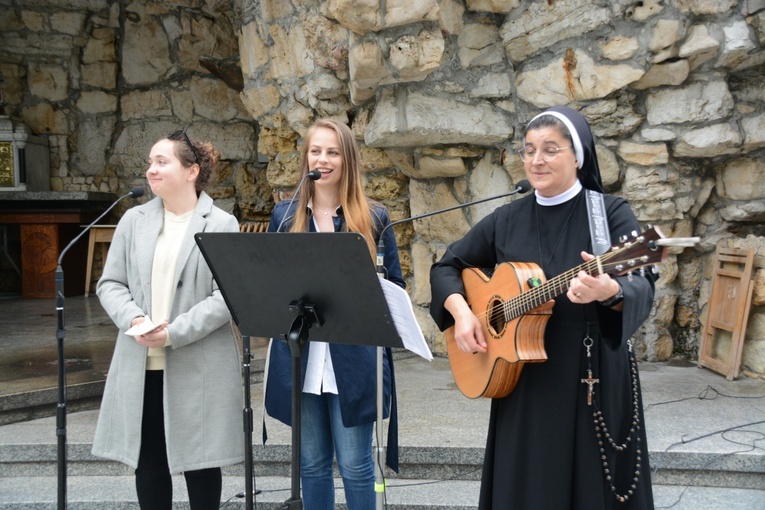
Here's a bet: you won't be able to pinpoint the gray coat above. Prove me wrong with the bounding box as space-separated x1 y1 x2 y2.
92 192 244 473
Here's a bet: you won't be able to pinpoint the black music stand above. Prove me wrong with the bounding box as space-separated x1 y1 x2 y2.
195 232 403 510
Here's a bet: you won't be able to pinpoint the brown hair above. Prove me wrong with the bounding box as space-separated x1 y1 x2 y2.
289 119 379 260
166 130 221 193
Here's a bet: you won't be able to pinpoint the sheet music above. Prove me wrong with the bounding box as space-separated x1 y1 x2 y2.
379 276 433 361
125 316 159 337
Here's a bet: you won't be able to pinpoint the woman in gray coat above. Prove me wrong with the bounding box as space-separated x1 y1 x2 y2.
93 130 243 509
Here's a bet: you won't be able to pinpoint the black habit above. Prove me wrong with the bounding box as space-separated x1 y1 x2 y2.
430 189 656 510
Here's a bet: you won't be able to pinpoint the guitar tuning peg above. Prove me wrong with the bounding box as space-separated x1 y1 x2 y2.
628 271 634 282
619 235 628 243
646 223 653 230
640 267 646 277
631 230 638 238
652 265 660 275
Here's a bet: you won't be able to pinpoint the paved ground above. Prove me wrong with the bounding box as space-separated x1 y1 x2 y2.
1 296 764 509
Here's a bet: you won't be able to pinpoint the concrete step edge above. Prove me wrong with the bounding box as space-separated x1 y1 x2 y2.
2 455 763 490
1 475 764 510
0 475 481 509
3 442 763 474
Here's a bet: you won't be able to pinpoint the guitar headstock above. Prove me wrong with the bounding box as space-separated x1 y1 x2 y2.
600 227 667 277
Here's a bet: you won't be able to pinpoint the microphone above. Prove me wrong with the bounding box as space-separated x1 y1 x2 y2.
376 179 531 275
129 186 144 198
275 169 322 233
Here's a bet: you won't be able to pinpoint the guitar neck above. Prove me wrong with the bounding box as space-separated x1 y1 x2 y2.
507 259 602 320
497 227 669 322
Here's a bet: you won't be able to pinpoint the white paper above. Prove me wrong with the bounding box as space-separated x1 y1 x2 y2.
379 277 433 361
125 316 159 337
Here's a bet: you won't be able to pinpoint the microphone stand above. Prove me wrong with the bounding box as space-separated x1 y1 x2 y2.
56 188 143 510
372 179 531 510
259 169 320 509
241 334 259 510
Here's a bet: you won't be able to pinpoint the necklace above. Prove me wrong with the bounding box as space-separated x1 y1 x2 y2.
314 206 339 216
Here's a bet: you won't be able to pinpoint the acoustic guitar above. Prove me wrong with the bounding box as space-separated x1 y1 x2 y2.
446 226 696 399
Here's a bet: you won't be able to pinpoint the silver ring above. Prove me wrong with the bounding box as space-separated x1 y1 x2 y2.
576 292 582 297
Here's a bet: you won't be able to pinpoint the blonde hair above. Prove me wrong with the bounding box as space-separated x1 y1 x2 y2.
289 119 379 259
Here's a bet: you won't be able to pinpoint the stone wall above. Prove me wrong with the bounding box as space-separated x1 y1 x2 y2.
0 0 269 220
2 0 765 376
238 0 765 375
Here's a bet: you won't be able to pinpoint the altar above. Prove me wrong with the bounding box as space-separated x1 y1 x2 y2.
0 191 118 298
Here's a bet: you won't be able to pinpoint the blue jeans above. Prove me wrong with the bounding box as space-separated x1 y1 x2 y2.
300 392 375 510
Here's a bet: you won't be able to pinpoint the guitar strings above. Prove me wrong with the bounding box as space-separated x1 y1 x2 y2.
471 229 660 325
473 249 625 325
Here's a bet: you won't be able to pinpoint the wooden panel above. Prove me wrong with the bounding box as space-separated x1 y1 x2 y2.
20 224 59 298
19 222 89 299
698 247 754 380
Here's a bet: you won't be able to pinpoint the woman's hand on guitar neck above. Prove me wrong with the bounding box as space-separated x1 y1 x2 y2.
445 293 488 353
568 251 623 310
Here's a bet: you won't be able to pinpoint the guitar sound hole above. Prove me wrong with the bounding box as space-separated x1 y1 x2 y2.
486 296 506 338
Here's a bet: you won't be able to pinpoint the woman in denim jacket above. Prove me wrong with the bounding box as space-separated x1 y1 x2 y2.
265 118 404 510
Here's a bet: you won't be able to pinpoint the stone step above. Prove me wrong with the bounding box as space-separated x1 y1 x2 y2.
1 475 764 510
2 440 763 491
0 361 265 427
0 378 105 427
0 346 407 426
0 346 418 426
0 442 483 481
3 356 764 508
2 475 479 509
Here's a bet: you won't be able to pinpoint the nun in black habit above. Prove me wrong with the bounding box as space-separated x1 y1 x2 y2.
430 105 656 509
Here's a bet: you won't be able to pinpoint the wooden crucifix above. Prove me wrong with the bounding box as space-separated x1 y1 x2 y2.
581 369 599 406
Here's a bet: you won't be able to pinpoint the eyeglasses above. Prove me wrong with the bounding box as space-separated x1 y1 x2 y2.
170 130 199 164
519 146 572 163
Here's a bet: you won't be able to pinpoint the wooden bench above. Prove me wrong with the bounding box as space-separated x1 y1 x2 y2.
240 221 269 233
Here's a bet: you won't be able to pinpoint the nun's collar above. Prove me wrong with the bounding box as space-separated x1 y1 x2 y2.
535 179 582 206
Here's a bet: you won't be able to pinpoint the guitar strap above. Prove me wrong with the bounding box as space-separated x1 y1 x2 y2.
585 189 611 255
582 191 647 503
